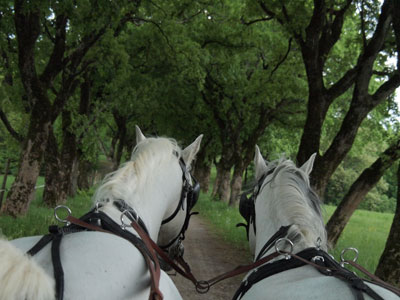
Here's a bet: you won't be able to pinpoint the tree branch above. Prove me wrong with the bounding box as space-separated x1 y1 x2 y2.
240 16 273 26
0 109 24 142
269 38 292 79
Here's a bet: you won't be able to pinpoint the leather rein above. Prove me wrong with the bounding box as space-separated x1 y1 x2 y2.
61 213 400 300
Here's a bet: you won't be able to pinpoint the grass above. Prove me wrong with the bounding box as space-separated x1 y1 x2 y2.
323 206 394 274
194 191 394 275
0 175 94 239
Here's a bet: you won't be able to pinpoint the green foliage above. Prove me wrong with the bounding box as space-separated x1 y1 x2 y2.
0 0 399 214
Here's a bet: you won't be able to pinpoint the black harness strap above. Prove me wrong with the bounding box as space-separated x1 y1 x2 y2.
26 208 152 300
232 247 386 300
26 234 54 257
255 225 291 261
50 226 64 300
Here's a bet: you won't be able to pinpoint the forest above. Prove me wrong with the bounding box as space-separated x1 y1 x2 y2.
0 0 399 285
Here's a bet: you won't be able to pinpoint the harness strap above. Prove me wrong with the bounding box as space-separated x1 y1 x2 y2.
232 248 391 300
255 225 291 261
50 226 64 300
129 220 163 300
66 215 163 300
27 234 54 256
27 211 163 300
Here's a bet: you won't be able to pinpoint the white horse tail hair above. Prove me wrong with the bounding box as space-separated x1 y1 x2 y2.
0 238 55 300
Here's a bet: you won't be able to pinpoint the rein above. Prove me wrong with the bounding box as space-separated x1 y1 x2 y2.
145 223 400 300
61 215 400 300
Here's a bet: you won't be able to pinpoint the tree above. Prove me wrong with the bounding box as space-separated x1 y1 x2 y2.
194 2 308 204
375 162 400 287
0 0 140 216
326 137 400 246
255 0 400 196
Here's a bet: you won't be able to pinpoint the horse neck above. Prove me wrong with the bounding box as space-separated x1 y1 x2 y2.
97 160 182 241
254 176 327 259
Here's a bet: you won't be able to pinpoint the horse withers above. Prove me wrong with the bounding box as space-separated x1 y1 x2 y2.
235 146 399 300
0 126 203 300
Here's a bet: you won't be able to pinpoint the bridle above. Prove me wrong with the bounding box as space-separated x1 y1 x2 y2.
158 157 200 251
237 168 274 239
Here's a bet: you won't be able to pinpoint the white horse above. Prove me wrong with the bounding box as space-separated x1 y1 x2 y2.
0 126 203 300
235 146 399 300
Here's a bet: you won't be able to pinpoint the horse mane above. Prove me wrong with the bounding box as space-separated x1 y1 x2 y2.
94 137 181 205
258 157 328 251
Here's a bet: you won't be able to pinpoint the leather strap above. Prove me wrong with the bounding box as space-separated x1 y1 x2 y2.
50 227 64 300
65 215 163 300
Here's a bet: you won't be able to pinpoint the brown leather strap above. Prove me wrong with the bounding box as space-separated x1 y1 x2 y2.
66 216 112 234
204 252 281 288
65 216 163 300
147 236 283 293
130 221 163 300
344 260 400 296
288 251 400 297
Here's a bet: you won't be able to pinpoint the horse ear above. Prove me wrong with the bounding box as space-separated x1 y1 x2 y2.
182 134 203 168
135 125 146 144
254 145 268 181
300 153 317 175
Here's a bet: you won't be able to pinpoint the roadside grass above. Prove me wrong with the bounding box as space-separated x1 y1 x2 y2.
0 175 94 239
194 191 394 274
323 206 393 274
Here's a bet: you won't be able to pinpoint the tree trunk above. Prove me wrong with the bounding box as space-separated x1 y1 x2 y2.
212 161 231 202
68 157 79 197
194 160 211 193
326 139 400 247
218 169 231 203
229 167 243 206
77 158 92 190
1 107 52 216
0 159 11 209
43 129 63 207
375 163 400 287
211 161 221 198
43 110 77 206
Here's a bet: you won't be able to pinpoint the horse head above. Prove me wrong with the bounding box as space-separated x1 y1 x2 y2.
240 146 327 260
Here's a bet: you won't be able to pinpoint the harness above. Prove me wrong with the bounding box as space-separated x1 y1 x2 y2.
237 169 272 239
234 165 400 300
231 226 398 300
27 157 200 300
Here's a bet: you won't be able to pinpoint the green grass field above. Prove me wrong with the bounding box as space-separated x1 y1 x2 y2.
194 191 394 275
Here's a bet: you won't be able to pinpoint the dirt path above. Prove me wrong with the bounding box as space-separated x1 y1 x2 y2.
169 214 252 300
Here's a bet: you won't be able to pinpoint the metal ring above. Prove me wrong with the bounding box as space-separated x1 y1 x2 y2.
275 237 294 254
54 205 72 225
316 237 322 250
95 202 101 213
120 210 137 229
311 255 325 263
195 280 210 294
340 247 359 263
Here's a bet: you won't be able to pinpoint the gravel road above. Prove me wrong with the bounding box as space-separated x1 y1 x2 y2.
169 214 252 300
